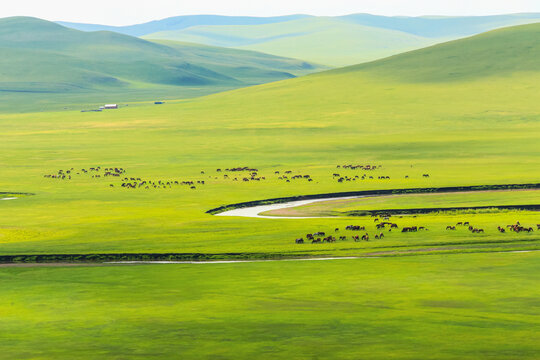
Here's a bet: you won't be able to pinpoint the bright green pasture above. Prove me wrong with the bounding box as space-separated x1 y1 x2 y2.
1 252 539 359
1 62 540 255
1 26 540 255
264 190 540 217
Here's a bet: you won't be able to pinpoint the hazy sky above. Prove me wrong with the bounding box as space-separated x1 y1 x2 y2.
2 0 540 25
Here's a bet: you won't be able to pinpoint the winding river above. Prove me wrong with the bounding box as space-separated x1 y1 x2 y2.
215 196 363 219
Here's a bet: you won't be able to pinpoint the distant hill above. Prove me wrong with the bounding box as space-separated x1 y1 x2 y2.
60 13 540 67
58 15 309 37
338 13 540 38
339 22 540 82
143 17 435 67
0 17 324 112
140 13 540 66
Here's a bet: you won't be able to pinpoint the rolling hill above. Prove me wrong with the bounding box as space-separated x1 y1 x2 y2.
0 17 324 112
94 13 540 66
337 21 540 82
143 17 437 67
339 12 540 38
58 14 309 37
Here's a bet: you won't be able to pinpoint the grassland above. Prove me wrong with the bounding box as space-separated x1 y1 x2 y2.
1 252 539 359
0 24 539 258
1 21 539 359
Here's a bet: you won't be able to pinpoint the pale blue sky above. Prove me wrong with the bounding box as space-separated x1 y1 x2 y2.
2 0 540 25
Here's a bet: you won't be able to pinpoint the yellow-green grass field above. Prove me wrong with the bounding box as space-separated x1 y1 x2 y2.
2 25 540 256
0 22 540 360
1 252 539 359
0 27 539 253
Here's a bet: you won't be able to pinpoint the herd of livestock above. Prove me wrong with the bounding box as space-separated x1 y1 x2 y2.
118 178 204 190
43 167 126 180
332 164 429 182
295 218 538 244
43 163 436 191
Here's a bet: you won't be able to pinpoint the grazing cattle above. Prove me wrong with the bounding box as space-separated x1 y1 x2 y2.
335 228 339 232
379 233 384 238
312 239 322 244
295 238 304 244
507 223 534 233
361 234 369 241
346 225 365 231
446 226 456 230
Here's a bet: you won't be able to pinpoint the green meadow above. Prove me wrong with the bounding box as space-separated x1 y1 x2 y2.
1 252 539 359
0 21 539 358
1 24 540 257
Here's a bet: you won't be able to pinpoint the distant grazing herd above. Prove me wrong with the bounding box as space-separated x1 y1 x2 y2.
295 216 537 244
43 163 433 190
118 178 204 190
43 167 126 180
43 166 202 190
333 164 429 183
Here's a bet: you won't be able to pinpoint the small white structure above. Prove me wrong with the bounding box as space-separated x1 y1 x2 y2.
104 104 118 109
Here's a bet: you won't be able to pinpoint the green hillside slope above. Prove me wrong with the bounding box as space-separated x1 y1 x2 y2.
143 14 540 66
0 17 324 112
341 22 540 82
